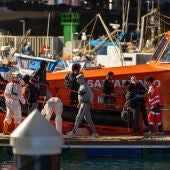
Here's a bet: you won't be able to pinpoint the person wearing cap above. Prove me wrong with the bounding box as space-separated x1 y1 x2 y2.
122 80 141 135
102 71 115 108
22 74 39 114
66 74 98 138
41 97 63 134
130 76 148 132
64 63 81 105
3 74 26 135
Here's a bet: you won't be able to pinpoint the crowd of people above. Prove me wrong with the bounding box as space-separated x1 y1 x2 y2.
1 61 164 137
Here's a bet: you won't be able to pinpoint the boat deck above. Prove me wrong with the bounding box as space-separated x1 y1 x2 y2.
1 133 170 148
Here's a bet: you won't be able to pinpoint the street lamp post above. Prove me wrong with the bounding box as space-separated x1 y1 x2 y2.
20 20 25 36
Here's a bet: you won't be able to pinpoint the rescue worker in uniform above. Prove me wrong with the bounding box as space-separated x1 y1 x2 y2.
66 74 98 138
143 76 162 135
41 97 63 134
3 74 26 135
136 76 163 135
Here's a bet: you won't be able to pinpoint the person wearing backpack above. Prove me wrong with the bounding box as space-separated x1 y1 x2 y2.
64 63 81 105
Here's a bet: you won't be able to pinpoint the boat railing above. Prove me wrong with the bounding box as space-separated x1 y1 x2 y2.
96 93 125 111
0 35 56 58
61 86 125 111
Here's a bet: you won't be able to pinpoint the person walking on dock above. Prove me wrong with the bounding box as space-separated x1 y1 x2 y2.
41 97 63 134
66 74 98 138
3 74 26 135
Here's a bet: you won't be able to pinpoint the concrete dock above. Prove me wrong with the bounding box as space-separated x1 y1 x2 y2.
1 133 170 149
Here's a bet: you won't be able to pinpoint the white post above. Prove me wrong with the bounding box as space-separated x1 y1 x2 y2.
10 109 63 170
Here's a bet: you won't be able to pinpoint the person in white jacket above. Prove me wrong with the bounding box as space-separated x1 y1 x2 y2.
3 74 26 135
41 97 63 134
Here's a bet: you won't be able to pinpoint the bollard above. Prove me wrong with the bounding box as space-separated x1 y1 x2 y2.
10 109 63 170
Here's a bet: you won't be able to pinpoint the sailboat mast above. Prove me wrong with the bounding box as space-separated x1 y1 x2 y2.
45 13 50 57
122 0 125 32
137 0 141 31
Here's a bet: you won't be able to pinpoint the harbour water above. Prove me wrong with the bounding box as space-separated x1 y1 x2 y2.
1 146 170 169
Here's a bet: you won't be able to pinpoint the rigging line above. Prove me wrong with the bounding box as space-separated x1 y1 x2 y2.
156 16 170 26
98 14 124 65
78 15 98 37
159 13 170 19
56 15 97 58
78 15 98 52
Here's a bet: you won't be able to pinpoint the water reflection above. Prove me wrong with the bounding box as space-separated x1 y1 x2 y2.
1 146 170 170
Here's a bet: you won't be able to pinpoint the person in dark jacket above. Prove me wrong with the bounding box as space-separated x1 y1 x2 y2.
131 76 148 131
123 80 141 135
31 60 49 97
65 63 81 105
102 71 115 108
22 74 39 114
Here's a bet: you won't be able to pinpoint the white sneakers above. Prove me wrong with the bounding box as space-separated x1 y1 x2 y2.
91 133 99 138
66 131 99 138
66 131 75 137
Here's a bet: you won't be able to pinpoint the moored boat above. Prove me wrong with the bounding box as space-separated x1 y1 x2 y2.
0 31 170 135
45 30 170 135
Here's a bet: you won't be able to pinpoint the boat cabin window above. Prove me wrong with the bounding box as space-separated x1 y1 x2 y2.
55 60 68 71
20 59 28 69
151 39 167 61
160 42 170 62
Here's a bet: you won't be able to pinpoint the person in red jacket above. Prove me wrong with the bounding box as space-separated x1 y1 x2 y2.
136 76 163 135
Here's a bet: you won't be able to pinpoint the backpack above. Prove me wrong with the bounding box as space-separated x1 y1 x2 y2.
30 69 40 83
64 73 72 88
121 107 130 121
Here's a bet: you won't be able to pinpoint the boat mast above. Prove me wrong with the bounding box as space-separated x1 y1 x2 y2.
97 14 124 66
136 0 141 32
122 0 125 32
124 0 130 33
139 8 157 52
45 13 50 58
